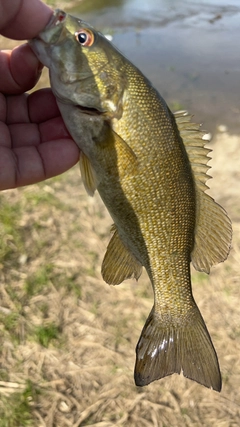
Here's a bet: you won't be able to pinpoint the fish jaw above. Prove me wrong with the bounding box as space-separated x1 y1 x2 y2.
29 10 67 68
29 10 89 81
29 9 86 64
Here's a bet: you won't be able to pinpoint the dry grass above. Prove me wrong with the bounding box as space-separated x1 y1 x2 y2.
0 131 240 426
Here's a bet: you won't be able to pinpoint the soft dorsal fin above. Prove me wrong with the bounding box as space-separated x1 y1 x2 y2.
101 224 142 285
174 111 232 273
79 152 99 196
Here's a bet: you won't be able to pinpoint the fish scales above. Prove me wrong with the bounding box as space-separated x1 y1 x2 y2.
29 9 232 391
111 66 195 275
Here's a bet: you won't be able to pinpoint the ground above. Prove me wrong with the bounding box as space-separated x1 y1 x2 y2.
0 122 240 427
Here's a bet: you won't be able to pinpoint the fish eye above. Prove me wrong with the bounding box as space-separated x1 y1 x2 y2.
75 29 94 47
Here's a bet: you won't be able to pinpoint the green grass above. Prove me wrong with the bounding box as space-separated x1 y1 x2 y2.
169 100 185 112
64 276 82 298
0 197 24 263
23 187 64 210
0 369 9 382
24 264 54 297
33 323 61 347
192 271 209 285
0 380 40 427
0 312 22 344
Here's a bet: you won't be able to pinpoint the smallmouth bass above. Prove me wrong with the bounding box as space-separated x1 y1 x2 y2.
30 9 232 391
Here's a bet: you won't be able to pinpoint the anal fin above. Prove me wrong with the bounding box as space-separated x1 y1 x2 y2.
101 225 142 285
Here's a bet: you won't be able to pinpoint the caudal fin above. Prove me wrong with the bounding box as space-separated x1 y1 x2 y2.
134 306 221 391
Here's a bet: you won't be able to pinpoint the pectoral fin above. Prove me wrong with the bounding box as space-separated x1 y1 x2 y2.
101 225 142 285
175 110 232 273
99 126 139 180
79 152 98 196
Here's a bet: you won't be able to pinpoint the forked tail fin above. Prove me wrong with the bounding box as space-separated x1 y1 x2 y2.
134 306 221 391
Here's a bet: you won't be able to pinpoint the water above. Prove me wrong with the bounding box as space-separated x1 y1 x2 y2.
70 0 240 134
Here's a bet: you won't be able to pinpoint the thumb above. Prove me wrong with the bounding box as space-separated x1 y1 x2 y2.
0 0 52 40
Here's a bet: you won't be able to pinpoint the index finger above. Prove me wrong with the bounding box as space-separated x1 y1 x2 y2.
0 0 52 39
0 44 43 94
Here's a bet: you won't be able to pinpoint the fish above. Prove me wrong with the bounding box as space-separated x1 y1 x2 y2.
29 9 232 391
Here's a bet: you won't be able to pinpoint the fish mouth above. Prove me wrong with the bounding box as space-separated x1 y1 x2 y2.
34 9 69 45
45 9 67 30
56 94 104 116
76 105 104 116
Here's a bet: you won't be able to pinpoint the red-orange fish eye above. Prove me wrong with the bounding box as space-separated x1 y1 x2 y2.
75 29 94 47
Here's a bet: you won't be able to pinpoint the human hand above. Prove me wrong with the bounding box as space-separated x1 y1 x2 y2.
0 0 79 191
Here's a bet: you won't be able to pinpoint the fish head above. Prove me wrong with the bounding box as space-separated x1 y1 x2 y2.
29 9 127 118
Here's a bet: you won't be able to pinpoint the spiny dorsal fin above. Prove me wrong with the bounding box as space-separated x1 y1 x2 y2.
79 152 99 196
101 224 142 285
174 110 232 273
174 110 212 193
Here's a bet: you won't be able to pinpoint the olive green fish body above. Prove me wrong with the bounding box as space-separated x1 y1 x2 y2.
30 10 232 391
106 71 196 302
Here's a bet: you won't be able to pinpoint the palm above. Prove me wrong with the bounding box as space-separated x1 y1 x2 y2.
0 1 79 191
0 87 79 190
